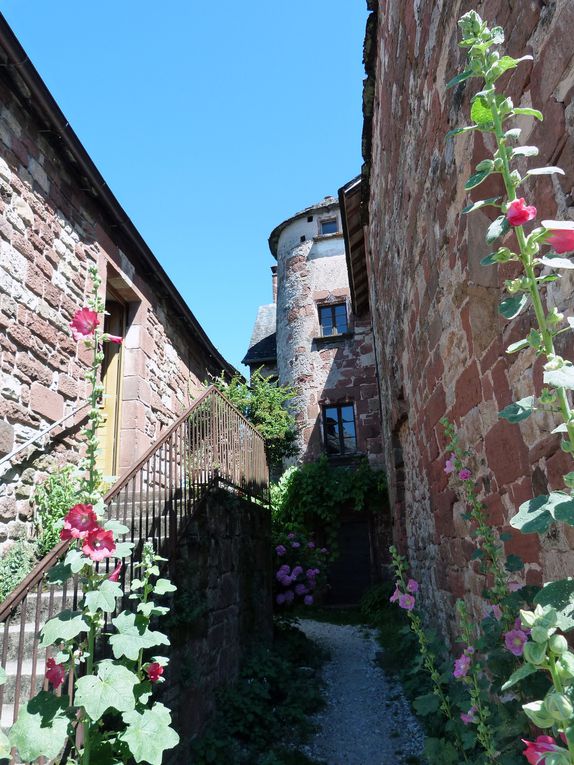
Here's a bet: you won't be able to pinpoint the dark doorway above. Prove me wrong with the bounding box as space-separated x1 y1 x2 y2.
327 516 372 604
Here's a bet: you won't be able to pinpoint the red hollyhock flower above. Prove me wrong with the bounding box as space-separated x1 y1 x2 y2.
542 220 574 254
506 198 537 227
145 662 164 683
60 504 99 541
82 528 116 562
108 561 122 582
104 333 123 344
522 736 564 765
45 657 66 689
70 307 99 340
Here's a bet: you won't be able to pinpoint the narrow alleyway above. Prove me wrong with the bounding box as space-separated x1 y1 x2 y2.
299 620 424 765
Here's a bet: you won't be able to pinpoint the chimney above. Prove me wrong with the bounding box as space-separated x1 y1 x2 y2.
271 265 277 303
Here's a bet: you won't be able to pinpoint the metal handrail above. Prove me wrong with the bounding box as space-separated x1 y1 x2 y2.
0 401 90 469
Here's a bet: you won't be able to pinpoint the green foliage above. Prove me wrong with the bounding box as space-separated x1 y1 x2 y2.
211 369 298 467
33 463 82 557
0 538 36 602
271 456 386 550
191 622 326 765
8 692 70 762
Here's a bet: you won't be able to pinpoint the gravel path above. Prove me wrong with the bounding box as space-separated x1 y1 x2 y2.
299 619 425 765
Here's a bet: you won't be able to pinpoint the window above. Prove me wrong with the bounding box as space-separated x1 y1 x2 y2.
320 218 338 235
318 303 348 336
322 404 357 455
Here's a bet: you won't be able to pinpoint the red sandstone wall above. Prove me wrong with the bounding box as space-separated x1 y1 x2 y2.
366 0 574 635
0 72 224 549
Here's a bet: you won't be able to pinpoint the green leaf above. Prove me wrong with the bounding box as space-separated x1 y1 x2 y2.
0 728 9 760
64 548 88 574
40 610 89 648
463 196 501 214
446 69 474 89
153 579 176 595
465 170 491 190
104 519 130 536
85 580 123 614
553 423 569 434
120 703 179 765
498 396 535 423
446 125 477 140
505 127 522 141
413 692 440 715
506 338 529 353
499 293 528 319
505 554 524 572
511 145 539 158
499 531 512 542
534 579 574 631
8 692 69 761
138 602 169 618
539 256 574 269
527 166 564 177
501 662 537 691
115 541 135 558
511 492 574 534
486 214 510 244
480 252 498 266
47 561 73 585
471 96 494 128
544 365 574 390
75 660 138 721
513 107 543 121
109 611 169 661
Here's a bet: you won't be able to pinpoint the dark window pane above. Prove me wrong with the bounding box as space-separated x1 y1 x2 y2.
324 407 341 454
319 307 334 336
320 219 338 235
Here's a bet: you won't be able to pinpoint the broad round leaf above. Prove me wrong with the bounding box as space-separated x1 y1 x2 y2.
9 692 69 761
75 660 138 721
534 579 574 632
510 492 572 534
499 293 528 320
85 580 123 614
544 365 574 391
109 611 169 661
121 703 179 765
40 610 89 648
498 396 535 423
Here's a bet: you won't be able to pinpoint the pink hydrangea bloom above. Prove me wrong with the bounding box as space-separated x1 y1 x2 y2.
522 736 565 765
444 453 456 474
460 705 478 725
542 220 574 254
145 662 164 683
295 584 308 596
108 561 122 582
275 545 287 556
60 504 100 541
453 653 471 678
70 307 99 340
507 198 537 227
82 528 116 562
398 593 415 611
287 533 295 540
406 579 419 594
291 542 301 549
304 595 314 606
292 566 303 579
458 468 472 481
504 628 528 657
45 657 66 689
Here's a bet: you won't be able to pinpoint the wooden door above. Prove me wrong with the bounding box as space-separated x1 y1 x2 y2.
97 299 126 478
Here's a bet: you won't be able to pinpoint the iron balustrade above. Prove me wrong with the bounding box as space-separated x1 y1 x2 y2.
0 386 269 739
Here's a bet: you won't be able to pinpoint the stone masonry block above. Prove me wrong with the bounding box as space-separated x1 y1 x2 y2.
0 419 14 455
30 381 64 422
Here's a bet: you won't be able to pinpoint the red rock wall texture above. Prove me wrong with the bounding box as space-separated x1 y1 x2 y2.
365 0 574 636
0 70 228 550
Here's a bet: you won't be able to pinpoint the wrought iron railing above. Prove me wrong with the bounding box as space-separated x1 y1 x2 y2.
0 386 268 733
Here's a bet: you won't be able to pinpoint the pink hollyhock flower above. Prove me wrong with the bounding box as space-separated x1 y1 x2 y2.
507 198 537 227
108 561 122 582
444 453 456 474
504 628 528 657
460 705 478 725
488 604 502 621
103 334 123 344
508 580 524 592
276 593 286 605
398 593 415 611
60 504 100 540
304 595 314 606
275 545 287 556
70 307 99 340
406 579 419 594
464 645 475 656
145 662 164 683
522 735 565 765
453 653 471 678
389 586 401 604
45 657 66 689
458 468 472 481
82 528 116 562
307 541 316 549
542 221 574 254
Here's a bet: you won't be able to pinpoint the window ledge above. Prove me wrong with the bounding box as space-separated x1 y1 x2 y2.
325 452 365 465
313 332 353 345
313 232 343 242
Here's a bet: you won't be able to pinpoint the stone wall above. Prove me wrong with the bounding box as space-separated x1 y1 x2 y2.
0 53 231 552
163 488 272 755
364 0 574 638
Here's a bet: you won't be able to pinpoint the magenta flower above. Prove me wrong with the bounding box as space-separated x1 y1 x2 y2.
458 468 472 481
304 595 314 606
292 565 303 579
60 504 100 541
279 574 292 586
287 533 295 540
306 568 317 579
506 198 537 227
444 453 456 474
398 593 415 611
82 528 116 562
108 561 122 582
275 545 287 556
485 603 502 621
508 580 524 592
145 662 164 683
70 307 99 340
389 586 401 604
542 220 574 254
522 736 565 765
295 584 308 596
460 705 478 725
504 628 528 657
453 653 471 679
45 657 66 689
406 579 419 594
292 542 301 549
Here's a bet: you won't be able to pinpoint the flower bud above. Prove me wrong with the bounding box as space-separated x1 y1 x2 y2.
523 641 547 665
548 635 568 656
545 691 573 722
522 700 554 728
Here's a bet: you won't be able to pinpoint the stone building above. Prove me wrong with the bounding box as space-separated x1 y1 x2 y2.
349 0 574 637
0 15 235 548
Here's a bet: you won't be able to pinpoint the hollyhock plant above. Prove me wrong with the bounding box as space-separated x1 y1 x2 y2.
461 705 478 725
82 527 116 562
70 307 99 339
103 333 123 344
60 504 99 540
458 468 472 481
504 628 528 657
444 453 456 474
453 653 472 679
506 198 537 227
522 736 567 765
542 220 574 254
45 657 66 689
145 662 164 683
398 593 415 611
406 578 419 594
108 561 122 582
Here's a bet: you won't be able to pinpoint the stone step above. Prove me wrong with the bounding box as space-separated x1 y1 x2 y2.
0 659 44 706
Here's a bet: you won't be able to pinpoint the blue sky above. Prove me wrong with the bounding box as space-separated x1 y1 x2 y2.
2 2 367 373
